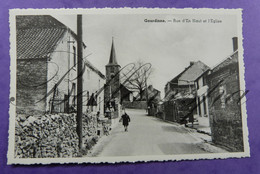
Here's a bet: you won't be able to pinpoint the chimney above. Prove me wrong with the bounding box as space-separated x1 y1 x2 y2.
190 61 195 66
232 37 238 52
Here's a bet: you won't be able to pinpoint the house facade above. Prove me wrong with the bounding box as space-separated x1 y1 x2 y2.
82 60 106 115
163 61 209 123
193 70 211 132
16 15 105 116
16 15 82 114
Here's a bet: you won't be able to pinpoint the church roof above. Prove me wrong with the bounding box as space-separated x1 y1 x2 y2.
107 39 119 66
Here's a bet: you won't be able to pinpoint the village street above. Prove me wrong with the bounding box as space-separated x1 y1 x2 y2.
88 109 226 157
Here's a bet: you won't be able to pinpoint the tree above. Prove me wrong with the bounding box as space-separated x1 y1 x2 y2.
122 60 153 101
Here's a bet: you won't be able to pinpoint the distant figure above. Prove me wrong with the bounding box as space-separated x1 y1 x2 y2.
120 113 131 132
103 122 110 136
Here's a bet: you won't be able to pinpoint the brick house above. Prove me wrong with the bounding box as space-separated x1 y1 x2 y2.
16 15 87 114
206 37 244 151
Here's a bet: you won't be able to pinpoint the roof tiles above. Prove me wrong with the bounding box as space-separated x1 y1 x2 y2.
17 28 65 59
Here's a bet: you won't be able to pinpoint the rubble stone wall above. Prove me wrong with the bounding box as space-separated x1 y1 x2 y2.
15 112 106 158
207 58 244 152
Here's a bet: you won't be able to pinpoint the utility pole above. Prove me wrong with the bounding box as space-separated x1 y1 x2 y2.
76 14 83 152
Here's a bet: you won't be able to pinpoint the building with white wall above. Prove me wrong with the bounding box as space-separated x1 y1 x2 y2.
82 60 106 115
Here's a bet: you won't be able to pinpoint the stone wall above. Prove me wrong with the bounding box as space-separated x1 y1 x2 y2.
207 53 244 152
16 58 48 114
122 101 147 109
15 112 108 158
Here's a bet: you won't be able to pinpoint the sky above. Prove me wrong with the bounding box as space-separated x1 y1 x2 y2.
53 12 239 97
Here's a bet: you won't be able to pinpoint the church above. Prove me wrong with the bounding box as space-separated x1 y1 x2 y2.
104 39 133 120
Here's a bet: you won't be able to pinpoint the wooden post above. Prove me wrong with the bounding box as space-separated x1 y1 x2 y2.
77 14 83 151
51 84 57 114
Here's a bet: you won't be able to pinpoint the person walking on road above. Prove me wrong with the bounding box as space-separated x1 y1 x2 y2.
120 112 131 132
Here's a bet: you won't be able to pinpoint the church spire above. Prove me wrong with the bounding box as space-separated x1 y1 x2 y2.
108 38 118 65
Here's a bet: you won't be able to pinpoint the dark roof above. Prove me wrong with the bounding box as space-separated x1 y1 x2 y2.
168 61 210 86
211 51 238 73
17 15 66 30
16 15 85 59
120 84 133 92
17 28 65 59
107 39 119 66
169 64 193 84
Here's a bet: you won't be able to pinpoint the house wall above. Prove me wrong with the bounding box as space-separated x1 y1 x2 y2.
207 53 243 152
82 66 105 115
122 101 147 109
46 31 78 113
16 58 48 114
195 76 209 117
195 76 210 127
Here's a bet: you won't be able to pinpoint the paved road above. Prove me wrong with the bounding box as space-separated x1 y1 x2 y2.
91 109 210 157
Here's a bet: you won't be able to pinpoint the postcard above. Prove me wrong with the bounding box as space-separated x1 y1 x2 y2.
8 8 249 164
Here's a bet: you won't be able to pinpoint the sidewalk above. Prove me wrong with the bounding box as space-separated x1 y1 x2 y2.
186 116 211 135
157 118 227 153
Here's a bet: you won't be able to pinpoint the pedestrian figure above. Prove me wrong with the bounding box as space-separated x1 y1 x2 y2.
103 123 110 136
120 112 131 132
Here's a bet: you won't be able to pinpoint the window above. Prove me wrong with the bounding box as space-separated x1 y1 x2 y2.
73 46 76 67
196 81 199 89
87 91 89 101
203 76 206 86
203 96 207 115
197 97 201 116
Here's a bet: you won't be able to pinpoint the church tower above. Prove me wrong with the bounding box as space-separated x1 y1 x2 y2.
104 39 121 118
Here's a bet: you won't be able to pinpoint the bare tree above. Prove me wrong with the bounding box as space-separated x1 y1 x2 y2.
122 60 153 101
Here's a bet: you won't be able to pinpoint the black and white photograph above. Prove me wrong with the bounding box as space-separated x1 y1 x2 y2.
8 8 249 164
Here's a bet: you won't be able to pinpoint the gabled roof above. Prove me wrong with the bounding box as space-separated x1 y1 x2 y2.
17 28 65 59
85 60 106 79
107 39 119 66
169 61 210 86
211 50 238 73
16 15 86 60
120 84 133 95
178 61 209 85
